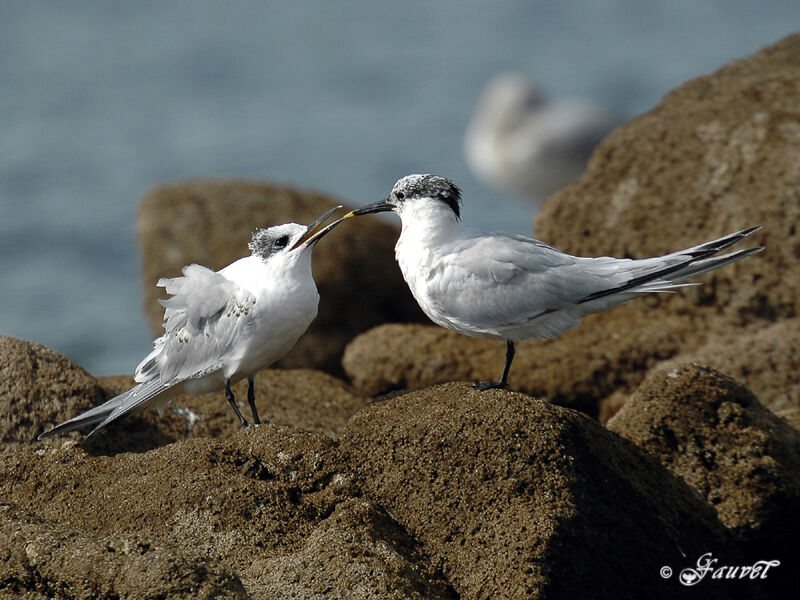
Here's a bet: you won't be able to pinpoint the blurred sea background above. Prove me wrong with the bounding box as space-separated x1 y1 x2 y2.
1 1 799 376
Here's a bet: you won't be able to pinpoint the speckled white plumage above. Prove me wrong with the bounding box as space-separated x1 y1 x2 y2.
40 208 343 438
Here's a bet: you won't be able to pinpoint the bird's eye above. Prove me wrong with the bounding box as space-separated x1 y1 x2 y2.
395 191 405 200
275 235 289 248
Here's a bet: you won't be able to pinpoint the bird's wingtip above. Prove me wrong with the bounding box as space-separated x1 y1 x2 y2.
738 225 763 237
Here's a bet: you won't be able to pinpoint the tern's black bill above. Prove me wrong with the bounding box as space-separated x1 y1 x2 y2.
291 205 345 250
348 198 394 216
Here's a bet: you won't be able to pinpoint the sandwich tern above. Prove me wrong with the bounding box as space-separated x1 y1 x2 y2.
39 206 346 439
465 74 622 202
346 174 762 390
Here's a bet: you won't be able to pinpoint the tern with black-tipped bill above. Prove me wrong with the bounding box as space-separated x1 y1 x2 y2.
39 206 346 439
346 174 763 390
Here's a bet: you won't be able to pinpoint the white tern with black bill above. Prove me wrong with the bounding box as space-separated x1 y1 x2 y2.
346 174 762 390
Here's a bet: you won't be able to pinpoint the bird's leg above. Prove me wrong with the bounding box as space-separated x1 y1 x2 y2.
225 379 251 427
474 340 515 391
247 376 261 425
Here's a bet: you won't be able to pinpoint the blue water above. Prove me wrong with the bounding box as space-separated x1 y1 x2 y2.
1 1 798 375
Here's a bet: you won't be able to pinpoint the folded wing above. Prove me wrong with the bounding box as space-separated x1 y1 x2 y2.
434 227 761 339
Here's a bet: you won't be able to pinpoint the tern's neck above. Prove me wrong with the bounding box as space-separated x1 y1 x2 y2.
397 200 460 248
241 250 314 292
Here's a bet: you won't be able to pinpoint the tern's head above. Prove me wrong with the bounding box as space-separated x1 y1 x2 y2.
249 205 344 262
348 174 462 223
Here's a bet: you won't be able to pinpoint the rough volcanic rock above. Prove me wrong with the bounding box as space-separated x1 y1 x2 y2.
340 382 762 600
607 364 800 594
138 180 426 374
0 335 106 453
343 309 686 414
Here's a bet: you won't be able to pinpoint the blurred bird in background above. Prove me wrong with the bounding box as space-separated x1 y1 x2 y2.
465 74 623 207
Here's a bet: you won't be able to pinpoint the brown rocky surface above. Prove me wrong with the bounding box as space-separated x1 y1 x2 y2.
340 382 764 599
649 318 800 416
100 369 368 439
1 336 369 456
245 499 457 599
1 425 359 598
89 369 369 454
343 311 685 413
607 364 800 595
0 335 107 454
778 408 800 431
0 504 247 599
4 380 773 599
597 317 800 423
138 180 426 375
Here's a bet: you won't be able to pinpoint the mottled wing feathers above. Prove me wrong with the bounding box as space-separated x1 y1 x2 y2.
135 264 256 383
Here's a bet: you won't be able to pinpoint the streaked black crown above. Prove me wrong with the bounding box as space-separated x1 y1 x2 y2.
249 223 303 260
393 174 462 219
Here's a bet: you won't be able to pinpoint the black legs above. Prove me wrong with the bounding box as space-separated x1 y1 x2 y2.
500 339 516 387
225 378 253 427
247 377 260 425
474 340 516 391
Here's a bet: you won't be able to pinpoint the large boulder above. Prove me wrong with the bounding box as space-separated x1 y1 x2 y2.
138 180 426 375
340 383 763 599
0 335 106 453
608 364 800 595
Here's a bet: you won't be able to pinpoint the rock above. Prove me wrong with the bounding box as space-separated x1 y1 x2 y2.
0 505 246 599
607 364 800 595
138 180 426 375
99 369 367 440
536 36 799 328
0 335 106 454
340 382 762 599
245 499 456 599
642 318 800 417
1 336 367 455
0 426 358 597
535 35 800 418
778 408 800 431
343 310 686 414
